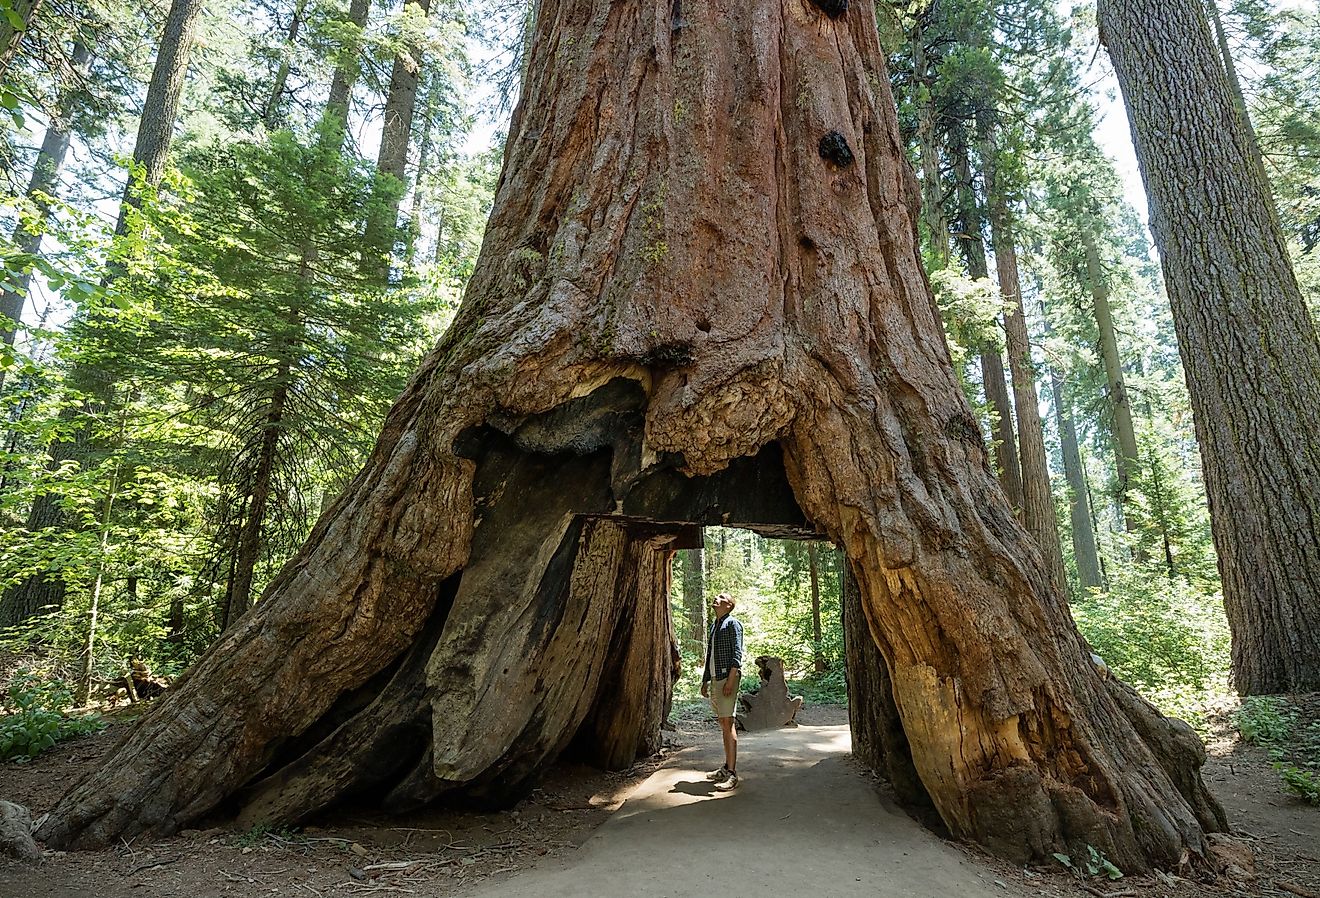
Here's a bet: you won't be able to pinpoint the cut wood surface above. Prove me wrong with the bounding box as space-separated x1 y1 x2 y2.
736 656 803 731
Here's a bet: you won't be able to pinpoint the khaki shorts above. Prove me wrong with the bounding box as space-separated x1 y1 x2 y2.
709 678 737 719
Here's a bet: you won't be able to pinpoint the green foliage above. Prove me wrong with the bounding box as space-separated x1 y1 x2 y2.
1235 696 1320 805
789 666 847 704
1070 568 1231 726
670 531 847 709
1052 845 1123 881
0 672 104 761
1276 765 1320 806
233 822 301 848
1237 696 1295 745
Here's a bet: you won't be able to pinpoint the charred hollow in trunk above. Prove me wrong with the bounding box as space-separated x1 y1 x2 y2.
40 0 1224 872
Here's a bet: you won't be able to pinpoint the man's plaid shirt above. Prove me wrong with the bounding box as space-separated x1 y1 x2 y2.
702 614 744 684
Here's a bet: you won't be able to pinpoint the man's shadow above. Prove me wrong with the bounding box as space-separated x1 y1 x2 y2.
668 779 718 797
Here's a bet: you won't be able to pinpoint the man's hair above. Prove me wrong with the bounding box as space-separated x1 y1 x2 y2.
718 593 736 610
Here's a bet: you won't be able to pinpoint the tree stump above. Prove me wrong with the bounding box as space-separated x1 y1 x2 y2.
736 656 803 731
36 0 1224 872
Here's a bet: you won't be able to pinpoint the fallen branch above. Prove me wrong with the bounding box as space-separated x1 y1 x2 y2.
1079 886 1136 898
1277 881 1320 898
129 854 181 874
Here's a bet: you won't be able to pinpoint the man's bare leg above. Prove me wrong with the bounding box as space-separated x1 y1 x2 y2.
719 716 737 773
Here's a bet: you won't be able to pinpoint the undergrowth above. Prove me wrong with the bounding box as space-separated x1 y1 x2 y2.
1236 696 1320 806
0 671 105 762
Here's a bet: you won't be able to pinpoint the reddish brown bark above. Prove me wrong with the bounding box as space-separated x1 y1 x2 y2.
39 1 1222 871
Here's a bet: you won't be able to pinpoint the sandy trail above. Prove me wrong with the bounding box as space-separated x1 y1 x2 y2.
467 723 1032 897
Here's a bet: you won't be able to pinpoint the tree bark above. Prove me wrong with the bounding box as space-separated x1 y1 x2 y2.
1099 0 1320 694
362 0 433 279
910 20 948 267
222 360 290 630
113 0 206 239
1204 0 1271 194
982 135 1067 594
1082 229 1140 533
950 136 1023 513
1048 364 1103 593
322 0 371 134
39 2 1223 870
842 563 932 811
0 0 41 74
0 42 90 394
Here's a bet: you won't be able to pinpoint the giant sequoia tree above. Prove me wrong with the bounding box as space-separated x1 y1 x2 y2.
38 0 1225 871
1098 0 1320 694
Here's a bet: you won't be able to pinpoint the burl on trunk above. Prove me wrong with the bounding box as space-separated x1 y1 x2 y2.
37 0 1224 871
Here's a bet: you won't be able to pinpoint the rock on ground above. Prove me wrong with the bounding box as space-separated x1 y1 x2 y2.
0 800 40 861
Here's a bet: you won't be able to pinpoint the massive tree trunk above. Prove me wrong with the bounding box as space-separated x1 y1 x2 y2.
40 1 1223 871
1099 0 1320 694
841 565 931 811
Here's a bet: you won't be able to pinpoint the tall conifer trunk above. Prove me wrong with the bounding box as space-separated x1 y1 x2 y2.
113 0 206 238
1099 0 1320 694
982 131 1067 593
2 2 205 626
1048 364 1103 593
40 1 1223 870
950 137 1023 512
679 545 704 655
0 40 91 395
1082 229 1140 533
362 0 433 279
262 0 310 129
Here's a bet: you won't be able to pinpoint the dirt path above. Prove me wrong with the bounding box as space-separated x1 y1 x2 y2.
464 723 1032 898
2 702 1316 897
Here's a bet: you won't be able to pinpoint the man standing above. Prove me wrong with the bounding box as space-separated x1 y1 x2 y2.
701 593 743 791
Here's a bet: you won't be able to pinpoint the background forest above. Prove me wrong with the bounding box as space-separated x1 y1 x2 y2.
0 0 1316 796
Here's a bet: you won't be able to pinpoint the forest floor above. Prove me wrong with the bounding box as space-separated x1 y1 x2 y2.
0 698 1316 898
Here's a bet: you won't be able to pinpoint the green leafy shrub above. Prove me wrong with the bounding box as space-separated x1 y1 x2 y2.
1070 566 1231 725
0 673 105 761
1234 696 1320 805
1237 696 1295 746
1276 764 1320 805
1052 844 1124 881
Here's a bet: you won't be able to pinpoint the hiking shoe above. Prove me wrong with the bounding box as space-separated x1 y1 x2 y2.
714 773 740 792
705 765 730 782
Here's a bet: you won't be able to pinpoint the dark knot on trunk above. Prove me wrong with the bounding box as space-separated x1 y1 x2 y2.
818 131 855 168
809 0 848 18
